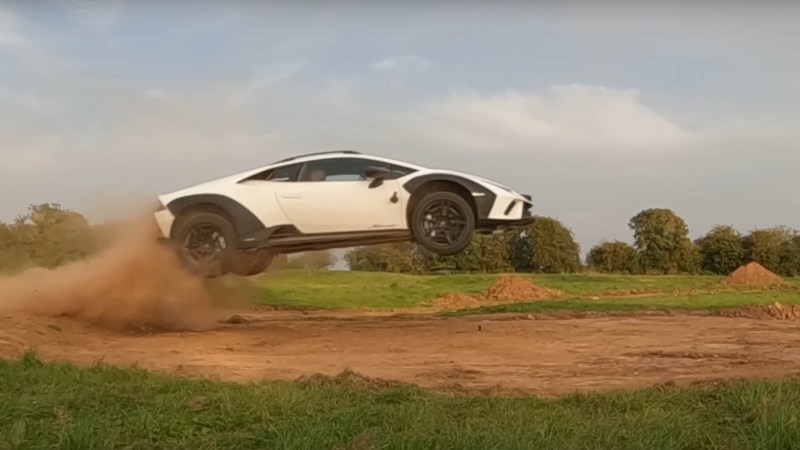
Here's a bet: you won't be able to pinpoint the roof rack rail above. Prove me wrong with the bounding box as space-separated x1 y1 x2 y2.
271 150 361 164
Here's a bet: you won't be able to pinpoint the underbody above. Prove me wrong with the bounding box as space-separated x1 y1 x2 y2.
158 217 533 255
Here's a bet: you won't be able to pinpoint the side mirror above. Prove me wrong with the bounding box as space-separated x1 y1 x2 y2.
364 166 391 188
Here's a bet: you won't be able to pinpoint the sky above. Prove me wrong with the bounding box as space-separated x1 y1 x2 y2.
1 0 798 257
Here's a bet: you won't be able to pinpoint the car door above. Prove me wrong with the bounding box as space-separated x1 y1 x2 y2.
273 157 404 234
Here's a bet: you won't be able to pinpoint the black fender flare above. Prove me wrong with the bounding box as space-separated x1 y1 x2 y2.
402 174 496 219
166 194 267 238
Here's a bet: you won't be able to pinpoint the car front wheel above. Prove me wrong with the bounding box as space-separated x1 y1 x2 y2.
410 191 475 255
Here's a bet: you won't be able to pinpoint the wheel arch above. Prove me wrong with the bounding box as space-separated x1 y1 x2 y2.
402 174 495 225
166 194 266 239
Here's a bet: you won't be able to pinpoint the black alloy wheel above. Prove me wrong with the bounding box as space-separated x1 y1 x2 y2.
411 191 475 255
182 223 228 266
171 209 238 278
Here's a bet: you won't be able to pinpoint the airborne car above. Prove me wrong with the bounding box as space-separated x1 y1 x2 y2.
154 151 533 277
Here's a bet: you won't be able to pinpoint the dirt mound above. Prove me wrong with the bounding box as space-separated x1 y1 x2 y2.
427 276 564 310
479 276 563 301
724 262 783 286
426 292 483 310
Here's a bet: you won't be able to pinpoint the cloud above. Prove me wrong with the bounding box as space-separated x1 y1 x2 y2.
91 84 269 162
144 89 167 100
0 75 278 210
0 6 25 46
0 92 67 180
230 60 308 104
249 60 307 87
0 148 57 175
63 0 126 33
369 55 433 75
405 84 692 154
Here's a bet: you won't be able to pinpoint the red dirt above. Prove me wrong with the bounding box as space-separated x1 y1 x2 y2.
713 302 800 320
724 262 783 286
3 309 800 397
426 292 483 310
0 215 247 332
427 276 564 310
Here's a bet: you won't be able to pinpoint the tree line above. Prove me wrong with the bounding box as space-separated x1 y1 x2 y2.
2 203 798 277
0 203 335 275
0 203 101 272
348 208 800 276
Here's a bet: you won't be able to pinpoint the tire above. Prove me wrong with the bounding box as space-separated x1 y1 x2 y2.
410 191 476 256
171 209 238 278
229 250 274 277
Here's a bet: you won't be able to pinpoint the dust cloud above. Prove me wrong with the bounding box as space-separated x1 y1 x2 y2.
0 214 248 332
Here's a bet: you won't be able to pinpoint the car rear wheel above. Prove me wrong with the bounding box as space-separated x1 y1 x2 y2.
411 191 475 255
229 250 274 277
171 209 237 278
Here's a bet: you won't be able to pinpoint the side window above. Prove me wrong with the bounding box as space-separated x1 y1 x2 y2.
264 163 301 182
299 158 381 182
390 164 416 179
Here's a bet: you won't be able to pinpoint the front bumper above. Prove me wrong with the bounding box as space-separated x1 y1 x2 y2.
477 192 533 232
521 194 532 217
502 216 534 228
486 192 532 220
476 217 534 234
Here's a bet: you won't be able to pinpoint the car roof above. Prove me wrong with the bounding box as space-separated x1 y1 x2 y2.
263 151 426 171
269 150 362 164
162 151 429 197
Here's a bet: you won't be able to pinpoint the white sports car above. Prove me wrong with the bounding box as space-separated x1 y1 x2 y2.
154 151 533 277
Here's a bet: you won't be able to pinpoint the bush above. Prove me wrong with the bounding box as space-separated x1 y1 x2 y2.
587 241 639 274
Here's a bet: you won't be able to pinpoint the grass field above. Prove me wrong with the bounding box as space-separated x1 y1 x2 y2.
253 269 800 313
6 271 800 449
2 352 799 450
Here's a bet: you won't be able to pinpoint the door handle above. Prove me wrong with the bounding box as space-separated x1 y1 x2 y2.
280 193 303 199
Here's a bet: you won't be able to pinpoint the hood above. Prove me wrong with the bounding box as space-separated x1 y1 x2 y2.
430 169 531 203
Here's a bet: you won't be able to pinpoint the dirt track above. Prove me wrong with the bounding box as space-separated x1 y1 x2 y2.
3 309 800 397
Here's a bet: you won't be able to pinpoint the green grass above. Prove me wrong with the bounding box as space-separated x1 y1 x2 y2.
3 352 800 449
449 290 800 316
526 273 722 295
253 270 724 309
